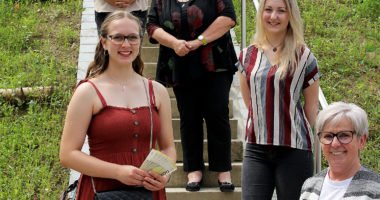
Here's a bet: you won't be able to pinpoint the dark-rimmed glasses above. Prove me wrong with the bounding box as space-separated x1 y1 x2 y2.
317 131 356 145
107 34 140 45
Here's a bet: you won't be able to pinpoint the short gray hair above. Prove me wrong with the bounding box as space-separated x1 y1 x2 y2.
316 102 368 137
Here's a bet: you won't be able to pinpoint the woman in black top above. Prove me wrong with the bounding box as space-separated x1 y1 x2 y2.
147 0 238 192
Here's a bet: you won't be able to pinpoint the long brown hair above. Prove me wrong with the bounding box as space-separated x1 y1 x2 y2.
85 11 144 79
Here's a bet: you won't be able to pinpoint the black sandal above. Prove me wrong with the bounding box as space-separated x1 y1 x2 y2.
186 179 203 192
218 180 235 192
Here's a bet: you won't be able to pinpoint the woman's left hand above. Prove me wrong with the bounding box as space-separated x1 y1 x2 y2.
185 39 202 51
142 171 170 191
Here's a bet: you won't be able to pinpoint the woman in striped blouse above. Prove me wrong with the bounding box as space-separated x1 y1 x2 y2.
238 0 320 199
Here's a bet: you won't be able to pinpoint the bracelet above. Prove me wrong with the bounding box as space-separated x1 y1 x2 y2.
197 35 208 46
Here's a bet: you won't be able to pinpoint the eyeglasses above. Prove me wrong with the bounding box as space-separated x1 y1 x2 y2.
317 131 356 145
106 34 140 45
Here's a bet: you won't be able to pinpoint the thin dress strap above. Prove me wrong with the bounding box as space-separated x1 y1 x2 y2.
148 80 156 107
79 80 107 107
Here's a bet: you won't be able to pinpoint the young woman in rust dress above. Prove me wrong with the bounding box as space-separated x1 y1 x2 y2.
60 11 176 200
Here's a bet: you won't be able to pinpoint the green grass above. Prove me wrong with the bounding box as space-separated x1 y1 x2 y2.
0 104 67 199
0 0 82 199
233 0 379 172
301 0 379 171
0 1 80 89
0 0 379 199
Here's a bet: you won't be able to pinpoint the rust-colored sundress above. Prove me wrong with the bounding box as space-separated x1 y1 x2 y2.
75 80 166 200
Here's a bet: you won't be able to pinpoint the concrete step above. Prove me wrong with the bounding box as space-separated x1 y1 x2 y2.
143 62 157 79
142 34 158 47
171 118 238 140
167 87 175 98
143 62 157 77
174 139 243 162
171 99 233 118
167 163 242 187
141 46 159 63
139 26 245 200
166 187 242 200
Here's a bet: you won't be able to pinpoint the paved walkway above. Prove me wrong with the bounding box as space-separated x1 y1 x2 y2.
69 0 95 185
76 0 97 83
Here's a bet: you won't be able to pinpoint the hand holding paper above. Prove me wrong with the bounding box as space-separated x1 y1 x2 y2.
140 149 177 176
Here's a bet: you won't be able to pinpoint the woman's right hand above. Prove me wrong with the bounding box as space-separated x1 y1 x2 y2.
116 165 152 186
173 39 191 57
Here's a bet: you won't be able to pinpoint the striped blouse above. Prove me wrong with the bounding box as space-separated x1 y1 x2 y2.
239 45 321 151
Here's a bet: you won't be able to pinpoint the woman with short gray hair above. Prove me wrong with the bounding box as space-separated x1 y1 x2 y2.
315 101 369 137
300 102 380 200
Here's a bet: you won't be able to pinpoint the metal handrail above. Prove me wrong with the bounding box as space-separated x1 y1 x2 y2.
241 0 246 49
240 0 326 173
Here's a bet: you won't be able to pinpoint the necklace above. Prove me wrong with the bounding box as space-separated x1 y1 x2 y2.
266 39 283 52
107 75 128 92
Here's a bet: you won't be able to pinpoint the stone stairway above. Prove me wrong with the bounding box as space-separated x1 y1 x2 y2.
72 0 244 199
141 31 243 200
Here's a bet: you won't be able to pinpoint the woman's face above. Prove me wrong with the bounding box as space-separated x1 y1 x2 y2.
321 117 367 179
102 17 141 65
262 0 290 35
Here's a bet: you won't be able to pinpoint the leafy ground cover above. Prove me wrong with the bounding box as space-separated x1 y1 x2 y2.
233 0 379 171
0 0 378 199
0 0 82 199
300 0 379 171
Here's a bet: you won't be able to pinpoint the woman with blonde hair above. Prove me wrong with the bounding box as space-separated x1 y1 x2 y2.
239 0 320 199
60 11 176 199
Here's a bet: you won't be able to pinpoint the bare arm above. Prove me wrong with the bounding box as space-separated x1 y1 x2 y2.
187 16 236 51
151 28 191 57
152 82 176 162
151 16 235 55
303 80 320 128
141 81 176 191
59 83 149 186
239 72 251 109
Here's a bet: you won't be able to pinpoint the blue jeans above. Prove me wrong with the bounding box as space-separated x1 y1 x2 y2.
242 144 313 200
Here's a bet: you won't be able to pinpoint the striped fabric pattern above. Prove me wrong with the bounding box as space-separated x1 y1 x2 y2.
300 167 380 200
239 45 321 151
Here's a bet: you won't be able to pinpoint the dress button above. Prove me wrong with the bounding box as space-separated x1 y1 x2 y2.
132 148 137 153
134 121 139 126
131 109 136 114
134 133 139 138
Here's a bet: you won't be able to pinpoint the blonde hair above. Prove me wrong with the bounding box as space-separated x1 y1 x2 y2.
86 11 144 79
253 0 305 77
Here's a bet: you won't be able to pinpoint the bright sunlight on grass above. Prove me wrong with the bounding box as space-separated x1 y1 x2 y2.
0 0 379 199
